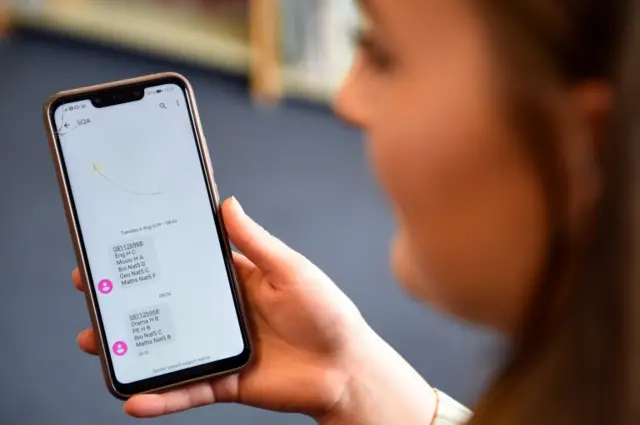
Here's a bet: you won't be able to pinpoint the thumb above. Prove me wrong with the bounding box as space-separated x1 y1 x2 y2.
221 197 303 277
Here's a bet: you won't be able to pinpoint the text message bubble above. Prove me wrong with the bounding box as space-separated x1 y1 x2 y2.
127 304 176 354
111 238 160 287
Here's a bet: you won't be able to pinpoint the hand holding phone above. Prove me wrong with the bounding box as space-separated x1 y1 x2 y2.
73 197 371 418
54 73 435 425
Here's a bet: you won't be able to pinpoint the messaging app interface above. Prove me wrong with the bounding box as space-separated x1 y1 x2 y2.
54 84 245 384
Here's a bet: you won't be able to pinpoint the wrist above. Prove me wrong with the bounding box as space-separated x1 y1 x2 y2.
317 329 438 425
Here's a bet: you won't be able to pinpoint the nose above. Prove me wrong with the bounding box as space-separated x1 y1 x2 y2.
333 56 370 129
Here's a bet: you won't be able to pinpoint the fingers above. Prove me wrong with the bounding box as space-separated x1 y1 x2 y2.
123 375 239 418
232 252 259 284
76 331 230 418
72 268 84 292
124 386 212 418
222 197 305 279
124 394 169 418
77 329 99 355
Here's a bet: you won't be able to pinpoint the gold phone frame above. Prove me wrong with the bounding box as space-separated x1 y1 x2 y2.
43 72 252 399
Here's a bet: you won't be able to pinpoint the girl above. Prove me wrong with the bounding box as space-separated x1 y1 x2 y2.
72 1 639 424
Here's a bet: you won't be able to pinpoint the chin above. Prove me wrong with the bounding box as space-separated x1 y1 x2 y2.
391 234 497 328
390 233 432 302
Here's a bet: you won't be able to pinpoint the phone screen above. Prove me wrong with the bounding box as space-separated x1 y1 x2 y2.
51 79 249 393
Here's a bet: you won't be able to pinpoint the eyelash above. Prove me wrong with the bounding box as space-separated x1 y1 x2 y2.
351 28 395 72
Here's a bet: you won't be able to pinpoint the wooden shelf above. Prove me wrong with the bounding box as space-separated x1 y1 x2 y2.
7 0 341 104
10 1 251 73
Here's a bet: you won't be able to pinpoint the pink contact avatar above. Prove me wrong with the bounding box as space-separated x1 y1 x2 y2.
98 279 114 295
112 341 128 356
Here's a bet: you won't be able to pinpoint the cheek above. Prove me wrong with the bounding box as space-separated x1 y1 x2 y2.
367 67 492 221
367 75 548 325
367 82 480 291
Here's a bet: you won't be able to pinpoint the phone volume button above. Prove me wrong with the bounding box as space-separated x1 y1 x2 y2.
214 183 220 202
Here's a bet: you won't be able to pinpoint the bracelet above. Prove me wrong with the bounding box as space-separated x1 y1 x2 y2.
429 388 441 425
429 388 473 425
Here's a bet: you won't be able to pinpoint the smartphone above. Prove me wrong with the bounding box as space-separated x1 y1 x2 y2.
43 72 252 399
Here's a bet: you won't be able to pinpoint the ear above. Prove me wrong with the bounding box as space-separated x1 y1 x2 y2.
564 81 613 236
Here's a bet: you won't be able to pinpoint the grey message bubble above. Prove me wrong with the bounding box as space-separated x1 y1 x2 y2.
111 237 160 287
127 304 176 352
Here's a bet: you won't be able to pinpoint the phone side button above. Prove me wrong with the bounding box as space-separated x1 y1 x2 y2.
213 183 220 203
203 138 220 202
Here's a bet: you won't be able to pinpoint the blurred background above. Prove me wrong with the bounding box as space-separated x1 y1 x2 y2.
0 1 497 424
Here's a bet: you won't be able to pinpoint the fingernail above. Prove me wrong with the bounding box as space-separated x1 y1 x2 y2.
231 196 244 215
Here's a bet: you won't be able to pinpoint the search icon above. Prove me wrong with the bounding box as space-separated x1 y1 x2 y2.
159 103 167 109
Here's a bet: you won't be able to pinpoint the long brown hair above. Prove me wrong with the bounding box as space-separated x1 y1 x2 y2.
469 1 639 425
